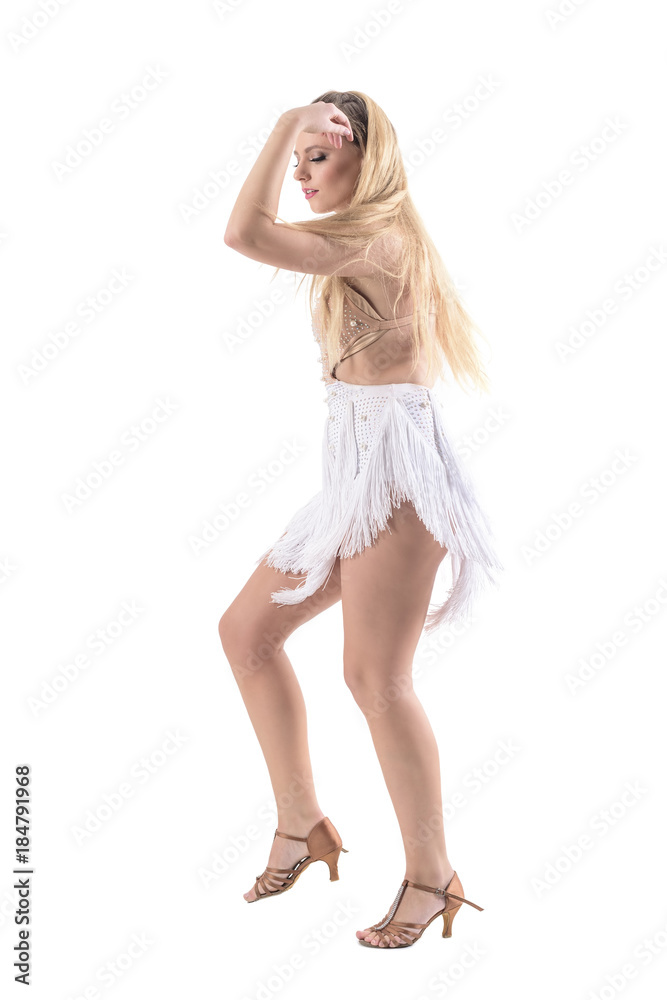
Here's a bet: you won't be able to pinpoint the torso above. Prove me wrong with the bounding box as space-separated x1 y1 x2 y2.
329 276 438 389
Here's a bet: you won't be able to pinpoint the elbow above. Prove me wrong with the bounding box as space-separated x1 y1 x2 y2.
224 228 255 249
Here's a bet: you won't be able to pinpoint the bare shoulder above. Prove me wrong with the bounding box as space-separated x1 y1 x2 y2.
327 226 403 279
345 229 409 315
367 228 404 269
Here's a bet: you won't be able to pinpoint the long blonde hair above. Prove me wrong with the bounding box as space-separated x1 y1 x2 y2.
257 90 492 394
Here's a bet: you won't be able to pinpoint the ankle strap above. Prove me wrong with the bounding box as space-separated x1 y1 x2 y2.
274 829 308 841
405 877 484 911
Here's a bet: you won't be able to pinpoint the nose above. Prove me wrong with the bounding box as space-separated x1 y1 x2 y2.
294 164 309 183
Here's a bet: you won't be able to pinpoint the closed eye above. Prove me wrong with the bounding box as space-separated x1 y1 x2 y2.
292 155 326 167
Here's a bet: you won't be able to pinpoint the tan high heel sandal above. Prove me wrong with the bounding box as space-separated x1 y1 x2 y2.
246 816 349 903
358 871 483 948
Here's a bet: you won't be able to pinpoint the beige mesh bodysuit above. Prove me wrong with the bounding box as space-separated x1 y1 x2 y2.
316 282 432 388
255 282 504 637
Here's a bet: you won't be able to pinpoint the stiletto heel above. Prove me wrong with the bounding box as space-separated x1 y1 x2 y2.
358 871 483 948
247 817 348 902
321 844 349 881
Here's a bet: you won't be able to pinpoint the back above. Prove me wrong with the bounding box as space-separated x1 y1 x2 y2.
313 280 438 388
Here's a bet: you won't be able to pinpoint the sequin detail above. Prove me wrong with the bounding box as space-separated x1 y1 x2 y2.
326 384 439 477
312 283 418 387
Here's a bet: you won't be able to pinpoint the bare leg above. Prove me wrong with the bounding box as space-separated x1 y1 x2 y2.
218 555 342 900
339 503 455 947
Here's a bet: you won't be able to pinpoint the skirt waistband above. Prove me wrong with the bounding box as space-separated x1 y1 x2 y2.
326 378 434 398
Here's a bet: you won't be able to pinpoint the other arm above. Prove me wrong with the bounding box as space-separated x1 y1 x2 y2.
224 107 381 277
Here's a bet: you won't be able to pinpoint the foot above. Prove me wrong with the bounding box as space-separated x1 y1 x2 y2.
356 867 456 947
243 813 326 902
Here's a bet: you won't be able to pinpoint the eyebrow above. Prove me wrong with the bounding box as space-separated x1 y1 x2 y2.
292 145 328 158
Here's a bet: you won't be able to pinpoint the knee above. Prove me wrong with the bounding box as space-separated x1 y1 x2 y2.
217 604 241 651
343 656 413 713
218 606 289 680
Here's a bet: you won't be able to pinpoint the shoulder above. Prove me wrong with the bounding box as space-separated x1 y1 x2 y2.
324 225 405 280
352 228 405 283
367 228 403 265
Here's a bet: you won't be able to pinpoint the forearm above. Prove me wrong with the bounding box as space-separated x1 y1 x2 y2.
225 109 305 242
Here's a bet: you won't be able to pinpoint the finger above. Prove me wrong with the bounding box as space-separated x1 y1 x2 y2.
328 104 352 135
334 115 353 141
335 125 351 142
329 115 353 144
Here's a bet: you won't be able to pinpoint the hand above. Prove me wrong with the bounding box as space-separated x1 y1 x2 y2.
287 102 354 149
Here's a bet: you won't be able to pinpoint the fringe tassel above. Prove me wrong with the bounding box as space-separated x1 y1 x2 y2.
262 390 504 631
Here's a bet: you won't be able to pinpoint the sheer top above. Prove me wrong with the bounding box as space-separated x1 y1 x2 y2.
313 282 437 387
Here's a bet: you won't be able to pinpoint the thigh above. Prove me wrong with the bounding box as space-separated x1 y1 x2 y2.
340 501 448 671
219 552 342 655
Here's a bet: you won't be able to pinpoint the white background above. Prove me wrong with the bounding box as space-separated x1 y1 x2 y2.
2 0 666 997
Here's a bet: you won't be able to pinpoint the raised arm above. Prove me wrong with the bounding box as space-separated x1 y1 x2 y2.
224 104 380 277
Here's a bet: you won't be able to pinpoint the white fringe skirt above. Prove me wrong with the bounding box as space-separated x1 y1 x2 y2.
255 379 504 637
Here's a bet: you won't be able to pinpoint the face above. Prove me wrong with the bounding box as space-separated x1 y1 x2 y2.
292 131 363 213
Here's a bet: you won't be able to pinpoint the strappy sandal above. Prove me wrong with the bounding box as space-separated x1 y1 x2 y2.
246 816 349 903
358 871 483 948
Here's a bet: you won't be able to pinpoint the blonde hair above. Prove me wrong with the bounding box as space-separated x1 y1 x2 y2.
259 90 492 394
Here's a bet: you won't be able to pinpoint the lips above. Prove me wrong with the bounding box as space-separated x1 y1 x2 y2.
303 189 319 199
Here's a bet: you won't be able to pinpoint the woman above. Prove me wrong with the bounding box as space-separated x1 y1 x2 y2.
219 91 503 948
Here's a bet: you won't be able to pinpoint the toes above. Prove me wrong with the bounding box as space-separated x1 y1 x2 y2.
357 926 402 947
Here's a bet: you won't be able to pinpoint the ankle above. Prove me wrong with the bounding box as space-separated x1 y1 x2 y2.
405 864 455 889
276 808 326 834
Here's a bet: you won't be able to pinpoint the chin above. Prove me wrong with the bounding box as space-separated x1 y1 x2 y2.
307 194 344 214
